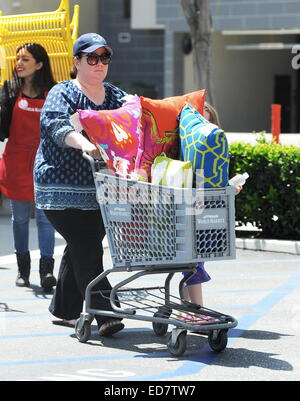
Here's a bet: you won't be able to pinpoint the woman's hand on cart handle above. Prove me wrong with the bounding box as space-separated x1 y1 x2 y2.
81 143 102 160
82 152 107 172
65 131 102 159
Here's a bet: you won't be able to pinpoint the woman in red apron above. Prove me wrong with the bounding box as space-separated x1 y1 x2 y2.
0 43 57 291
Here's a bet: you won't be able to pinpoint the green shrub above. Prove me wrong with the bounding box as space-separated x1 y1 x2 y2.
229 140 300 240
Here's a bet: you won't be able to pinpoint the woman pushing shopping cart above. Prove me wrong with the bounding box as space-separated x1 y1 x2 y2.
74 153 237 356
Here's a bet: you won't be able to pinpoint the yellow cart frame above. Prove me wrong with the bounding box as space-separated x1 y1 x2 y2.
0 0 79 85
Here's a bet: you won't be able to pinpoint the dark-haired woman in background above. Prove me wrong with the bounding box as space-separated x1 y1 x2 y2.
0 43 57 291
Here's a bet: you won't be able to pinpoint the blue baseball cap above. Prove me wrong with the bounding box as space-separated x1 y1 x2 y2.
73 33 113 56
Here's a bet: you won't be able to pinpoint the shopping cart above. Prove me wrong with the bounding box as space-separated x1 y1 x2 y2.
75 153 238 356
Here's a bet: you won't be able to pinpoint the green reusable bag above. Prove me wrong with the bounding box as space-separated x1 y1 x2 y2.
151 153 193 188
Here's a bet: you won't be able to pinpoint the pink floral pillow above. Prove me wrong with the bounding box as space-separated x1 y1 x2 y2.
77 95 141 178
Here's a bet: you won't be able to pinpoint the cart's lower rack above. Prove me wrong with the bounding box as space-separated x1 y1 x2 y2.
94 286 236 333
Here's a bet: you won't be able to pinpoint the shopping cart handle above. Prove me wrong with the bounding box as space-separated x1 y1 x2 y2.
82 152 106 173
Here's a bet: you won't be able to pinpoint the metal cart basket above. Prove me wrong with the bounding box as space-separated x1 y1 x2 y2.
75 154 238 356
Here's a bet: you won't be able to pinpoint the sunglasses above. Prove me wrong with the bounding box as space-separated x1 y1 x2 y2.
81 52 112 66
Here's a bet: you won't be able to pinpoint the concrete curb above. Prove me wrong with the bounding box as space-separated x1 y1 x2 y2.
103 236 300 255
236 237 300 255
226 132 300 147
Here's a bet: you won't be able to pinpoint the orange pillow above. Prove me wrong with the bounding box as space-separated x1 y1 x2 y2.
140 89 205 138
136 89 205 181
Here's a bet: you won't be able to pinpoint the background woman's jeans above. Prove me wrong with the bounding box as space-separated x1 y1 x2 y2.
10 200 55 257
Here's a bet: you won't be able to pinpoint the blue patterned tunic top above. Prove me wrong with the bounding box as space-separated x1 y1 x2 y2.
34 80 126 210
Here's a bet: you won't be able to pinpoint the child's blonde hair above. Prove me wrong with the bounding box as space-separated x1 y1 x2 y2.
204 102 220 126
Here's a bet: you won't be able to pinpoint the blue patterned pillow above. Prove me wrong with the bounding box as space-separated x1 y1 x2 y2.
179 103 229 188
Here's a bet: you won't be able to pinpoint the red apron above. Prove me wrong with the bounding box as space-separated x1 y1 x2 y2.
0 92 45 201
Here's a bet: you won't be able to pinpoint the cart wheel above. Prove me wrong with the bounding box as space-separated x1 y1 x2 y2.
75 319 91 343
208 329 228 352
167 330 187 357
152 310 171 337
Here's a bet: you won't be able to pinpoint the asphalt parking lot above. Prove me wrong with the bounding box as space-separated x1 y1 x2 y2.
1 215 300 382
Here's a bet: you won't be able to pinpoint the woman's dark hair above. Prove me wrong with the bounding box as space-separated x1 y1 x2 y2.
12 43 56 95
0 43 56 140
70 53 82 79
70 66 77 79
204 102 221 126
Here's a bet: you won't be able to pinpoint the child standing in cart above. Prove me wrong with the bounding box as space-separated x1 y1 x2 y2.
34 33 127 336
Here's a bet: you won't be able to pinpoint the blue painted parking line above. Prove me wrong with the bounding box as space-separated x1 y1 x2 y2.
0 286 272 303
1 297 51 302
0 326 152 341
1 259 300 380
241 267 300 317
0 353 143 367
5 313 50 319
132 266 300 381
0 331 72 340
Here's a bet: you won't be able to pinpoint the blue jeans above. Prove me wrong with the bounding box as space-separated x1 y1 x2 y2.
10 200 55 258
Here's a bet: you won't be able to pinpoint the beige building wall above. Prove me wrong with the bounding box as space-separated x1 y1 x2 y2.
184 32 296 133
0 0 99 34
131 0 164 30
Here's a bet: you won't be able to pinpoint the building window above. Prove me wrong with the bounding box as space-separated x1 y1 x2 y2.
124 0 131 19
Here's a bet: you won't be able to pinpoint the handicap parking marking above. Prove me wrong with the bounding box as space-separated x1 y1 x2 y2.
36 368 137 381
1 250 300 381
0 344 172 381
